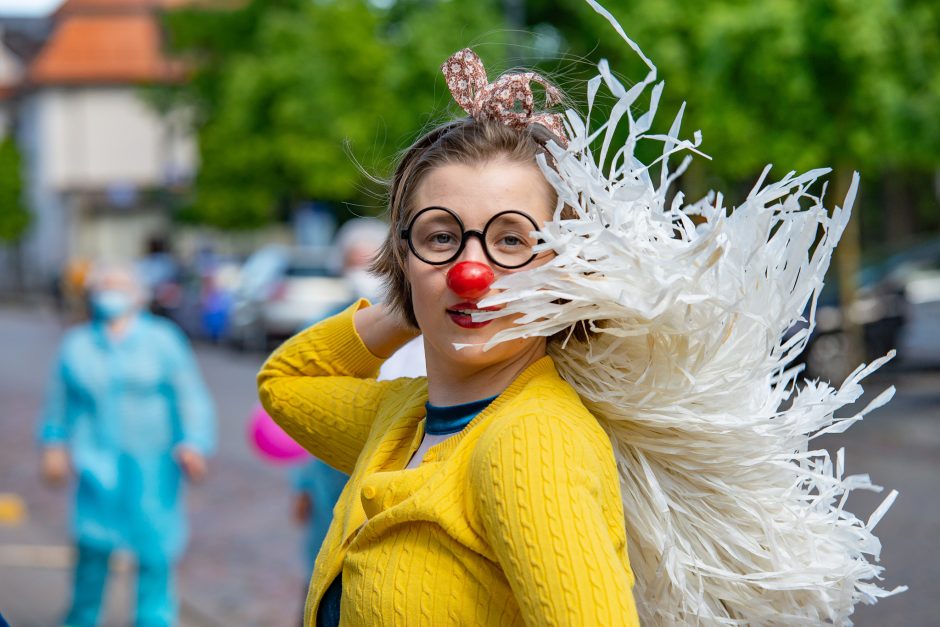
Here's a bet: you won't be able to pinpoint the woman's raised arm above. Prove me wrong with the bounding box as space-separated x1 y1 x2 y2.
258 300 418 473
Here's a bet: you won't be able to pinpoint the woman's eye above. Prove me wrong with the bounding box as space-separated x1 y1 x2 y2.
428 232 458 247
498 234 525 248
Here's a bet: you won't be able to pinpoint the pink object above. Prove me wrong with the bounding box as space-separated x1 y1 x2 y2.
441 48 568 145
248 404 309 464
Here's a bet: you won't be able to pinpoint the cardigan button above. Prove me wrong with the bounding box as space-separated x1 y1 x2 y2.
362 486 376 500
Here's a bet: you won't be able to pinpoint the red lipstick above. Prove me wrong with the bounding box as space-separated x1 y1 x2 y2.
445 301 501 329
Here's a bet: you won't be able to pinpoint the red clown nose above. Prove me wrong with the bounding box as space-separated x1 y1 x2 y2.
446 261 495 299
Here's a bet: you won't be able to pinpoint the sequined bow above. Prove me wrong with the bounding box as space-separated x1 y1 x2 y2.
441 48 568 146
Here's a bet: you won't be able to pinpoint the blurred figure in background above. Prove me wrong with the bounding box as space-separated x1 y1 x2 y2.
331 217 388 303
37 262 217 627
199 271 233 343
57 257 93 324
290 218 425 611
137 236 183 322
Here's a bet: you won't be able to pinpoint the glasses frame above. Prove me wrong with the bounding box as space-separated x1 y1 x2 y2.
401 206 544 269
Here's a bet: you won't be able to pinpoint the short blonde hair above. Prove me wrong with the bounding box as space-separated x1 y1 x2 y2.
371 118 564 329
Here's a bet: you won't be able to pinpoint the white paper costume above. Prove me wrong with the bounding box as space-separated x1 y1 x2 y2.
472 1 906 624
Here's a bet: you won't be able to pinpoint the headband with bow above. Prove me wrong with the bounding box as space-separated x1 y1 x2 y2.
441 49 568 146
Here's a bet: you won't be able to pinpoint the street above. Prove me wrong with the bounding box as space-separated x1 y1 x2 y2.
1 303 937 626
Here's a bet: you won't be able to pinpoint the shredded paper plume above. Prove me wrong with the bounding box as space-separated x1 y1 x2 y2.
474 1 906 624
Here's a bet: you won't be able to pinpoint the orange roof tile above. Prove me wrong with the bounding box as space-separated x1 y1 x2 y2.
54 0 184 17
27 13 184 85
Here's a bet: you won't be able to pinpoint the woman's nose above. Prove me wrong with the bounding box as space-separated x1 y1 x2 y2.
446 261 494 300
458 234 489 265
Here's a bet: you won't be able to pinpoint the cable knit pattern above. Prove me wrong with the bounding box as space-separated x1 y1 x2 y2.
258 300 639 626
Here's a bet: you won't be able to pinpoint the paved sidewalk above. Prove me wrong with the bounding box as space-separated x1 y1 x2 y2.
0 542 223 627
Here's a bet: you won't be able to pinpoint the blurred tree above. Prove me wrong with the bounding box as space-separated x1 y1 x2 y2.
0 137 29 243
0 136 29 291
159 0 939 239
530 0 940 369
161 0 506 230
528 0 940 201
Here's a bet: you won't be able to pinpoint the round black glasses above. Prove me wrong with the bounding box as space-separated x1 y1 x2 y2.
401 206 544 269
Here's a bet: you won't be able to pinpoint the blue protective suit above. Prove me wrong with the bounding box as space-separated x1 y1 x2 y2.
38 313 216 563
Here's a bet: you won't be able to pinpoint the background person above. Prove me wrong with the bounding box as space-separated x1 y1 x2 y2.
37 262 216 627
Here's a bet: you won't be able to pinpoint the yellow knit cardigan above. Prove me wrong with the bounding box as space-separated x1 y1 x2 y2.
257 300 640 626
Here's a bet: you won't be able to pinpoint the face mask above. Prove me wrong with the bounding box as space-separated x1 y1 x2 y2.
345 269 385 303
91 290 135 321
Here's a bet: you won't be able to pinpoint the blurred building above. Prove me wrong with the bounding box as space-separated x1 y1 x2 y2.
1 15 49 137
0 0 196 290
0 27 22 134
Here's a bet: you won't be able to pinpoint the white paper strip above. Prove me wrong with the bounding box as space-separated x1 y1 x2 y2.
472 1 905 623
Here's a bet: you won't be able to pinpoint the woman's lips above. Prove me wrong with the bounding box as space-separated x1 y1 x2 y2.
446 302 501 329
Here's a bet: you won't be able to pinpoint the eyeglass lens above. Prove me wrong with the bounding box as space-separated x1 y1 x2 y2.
408 208 539 268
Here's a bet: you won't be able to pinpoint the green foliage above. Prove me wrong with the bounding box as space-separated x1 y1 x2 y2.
0 137 29 243
159 0 939 234
162 0 506 230
532 0 940 183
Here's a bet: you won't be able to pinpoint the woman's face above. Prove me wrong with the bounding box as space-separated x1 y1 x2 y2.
406 158 555 370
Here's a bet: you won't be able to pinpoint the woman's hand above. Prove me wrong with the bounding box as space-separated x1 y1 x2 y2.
40 447 70 487
353 302 420 359
174 445 208 483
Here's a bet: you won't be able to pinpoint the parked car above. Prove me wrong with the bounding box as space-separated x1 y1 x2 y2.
867 237 940 368
794 278 906 382
228 245 353 351
786 237 940 381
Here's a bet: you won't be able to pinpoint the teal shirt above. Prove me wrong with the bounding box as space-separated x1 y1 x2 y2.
424 395 498 435
38 313 216 561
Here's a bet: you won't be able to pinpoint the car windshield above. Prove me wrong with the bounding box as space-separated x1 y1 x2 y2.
285 264 331 278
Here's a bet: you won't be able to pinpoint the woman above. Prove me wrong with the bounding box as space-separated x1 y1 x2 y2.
258 49 640 626
263 7 904 624
38 263 216 626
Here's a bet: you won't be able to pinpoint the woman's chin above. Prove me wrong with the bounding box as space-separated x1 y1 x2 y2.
443 334 495 359
448 342 498 365
422 314 541 370
445 334 539 369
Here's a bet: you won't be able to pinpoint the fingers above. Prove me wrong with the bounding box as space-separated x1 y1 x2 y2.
40 447 70 488
175 447 208 483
